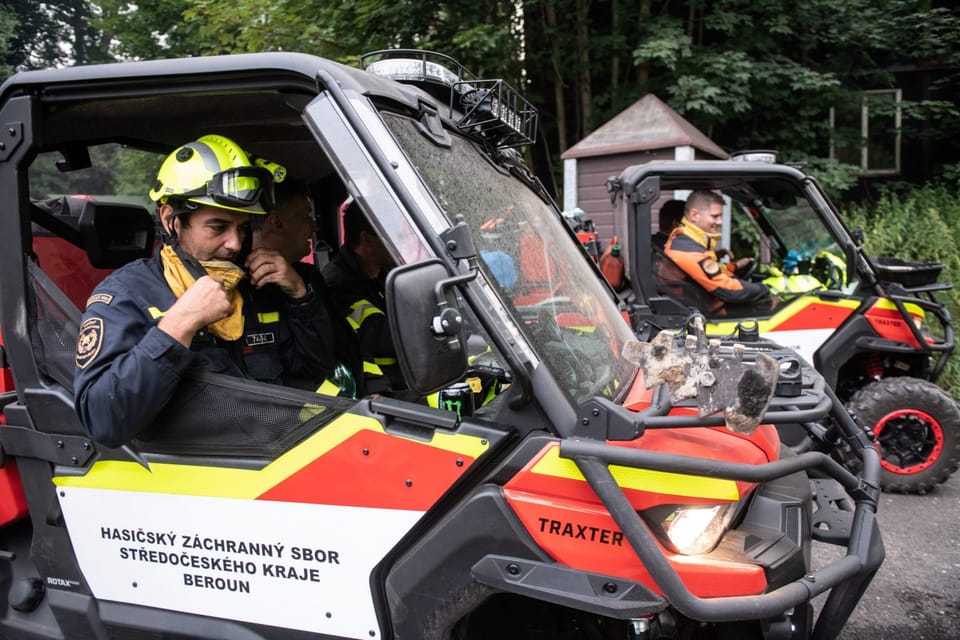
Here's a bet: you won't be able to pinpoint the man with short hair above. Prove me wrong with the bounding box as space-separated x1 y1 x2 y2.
245 178 360 393
74 135 336 447
651 199 684 253
250 178 317 265
660 189 769 310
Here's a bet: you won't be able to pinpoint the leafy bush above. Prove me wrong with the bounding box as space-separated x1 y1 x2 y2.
791 156 860 201
842 184 960 397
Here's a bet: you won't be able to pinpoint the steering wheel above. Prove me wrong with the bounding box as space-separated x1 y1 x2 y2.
736 258 758 281
812 252 846 290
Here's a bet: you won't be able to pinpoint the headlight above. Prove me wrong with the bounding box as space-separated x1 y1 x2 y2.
640 503 737 555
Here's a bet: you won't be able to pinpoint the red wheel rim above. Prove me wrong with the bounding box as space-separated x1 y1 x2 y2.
873 409 944 475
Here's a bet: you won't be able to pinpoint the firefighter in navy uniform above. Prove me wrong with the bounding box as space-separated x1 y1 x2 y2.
660 189 771 313
74 135 336 447
247 178 359 394
322 199 403 396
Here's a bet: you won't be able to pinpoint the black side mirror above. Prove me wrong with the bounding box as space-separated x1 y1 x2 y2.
385 259 472 395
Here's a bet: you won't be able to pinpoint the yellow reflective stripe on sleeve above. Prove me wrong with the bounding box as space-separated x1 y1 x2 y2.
363 361 383 376
315 379 341 396
257 311 280 324
147 307 165 319
347 299 384 330
531 445 740 501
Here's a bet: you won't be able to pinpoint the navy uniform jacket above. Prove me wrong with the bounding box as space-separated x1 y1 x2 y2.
74 254 335 448
240 261 336 390
322 246 403 395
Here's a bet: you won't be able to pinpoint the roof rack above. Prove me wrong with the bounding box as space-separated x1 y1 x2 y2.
361 49 538 150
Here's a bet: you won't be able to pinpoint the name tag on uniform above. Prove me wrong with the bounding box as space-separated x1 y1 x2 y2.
246 332 276 346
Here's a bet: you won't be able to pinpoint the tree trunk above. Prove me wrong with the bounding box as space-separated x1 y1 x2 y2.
576 0 592 135
637 0 651 88
541 0 568 154
611 0 619 93
69 0 87 65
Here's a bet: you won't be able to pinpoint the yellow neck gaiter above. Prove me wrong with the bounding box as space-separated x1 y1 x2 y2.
160 244 247 341
677 220 721 254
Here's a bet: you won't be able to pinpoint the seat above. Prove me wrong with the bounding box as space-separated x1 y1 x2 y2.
77 199 156 269
28 198 157 389
653 251 724 314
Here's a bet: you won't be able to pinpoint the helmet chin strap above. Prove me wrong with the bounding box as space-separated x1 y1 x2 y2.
161 202 210 283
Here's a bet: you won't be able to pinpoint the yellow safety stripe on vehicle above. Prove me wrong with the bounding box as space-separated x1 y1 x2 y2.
373 356 397 366
363 361 383 376
346 299 384 330
53 414 489 497
707 296 860 335
870 297 925 318
531 445 740 501
257 311 280 324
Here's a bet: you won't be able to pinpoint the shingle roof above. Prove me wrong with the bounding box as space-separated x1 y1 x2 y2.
561 94 728 159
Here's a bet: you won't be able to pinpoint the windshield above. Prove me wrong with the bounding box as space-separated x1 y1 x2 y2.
383 113 637 404
726 178 852 289
737 180 842 259
755 200 841 262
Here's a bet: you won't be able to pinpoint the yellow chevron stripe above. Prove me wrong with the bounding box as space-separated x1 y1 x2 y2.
707 295 860 335
54 414 489 496
870 297 925 317
532 445 740 501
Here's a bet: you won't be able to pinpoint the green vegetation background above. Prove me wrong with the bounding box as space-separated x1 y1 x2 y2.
7 1 960 400
840 178 960 397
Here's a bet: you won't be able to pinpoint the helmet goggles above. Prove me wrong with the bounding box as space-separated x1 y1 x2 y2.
180 166 276 212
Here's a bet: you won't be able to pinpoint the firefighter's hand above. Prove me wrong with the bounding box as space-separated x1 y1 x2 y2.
245 248 307 299
717 248 735 261
158 275 233 346
734 257 756 279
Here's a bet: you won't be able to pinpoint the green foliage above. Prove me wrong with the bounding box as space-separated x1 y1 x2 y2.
941 163 960 187
93 0 198 60
5 0 960 400
29 146 121 198
632 17 690 71
5 0 960 198
114 147 164 198
625 0 960 166
729 202 761 261
28 144 160 203
0 2 17 78
3 1 65 71
842 185 960 396
787 156 860 201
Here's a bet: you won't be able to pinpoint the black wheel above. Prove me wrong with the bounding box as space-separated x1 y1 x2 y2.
847 377 960 494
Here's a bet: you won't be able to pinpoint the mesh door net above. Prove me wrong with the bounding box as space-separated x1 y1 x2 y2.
133 371 355 456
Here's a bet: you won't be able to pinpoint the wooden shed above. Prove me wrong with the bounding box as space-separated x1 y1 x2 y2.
561 94 727 244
